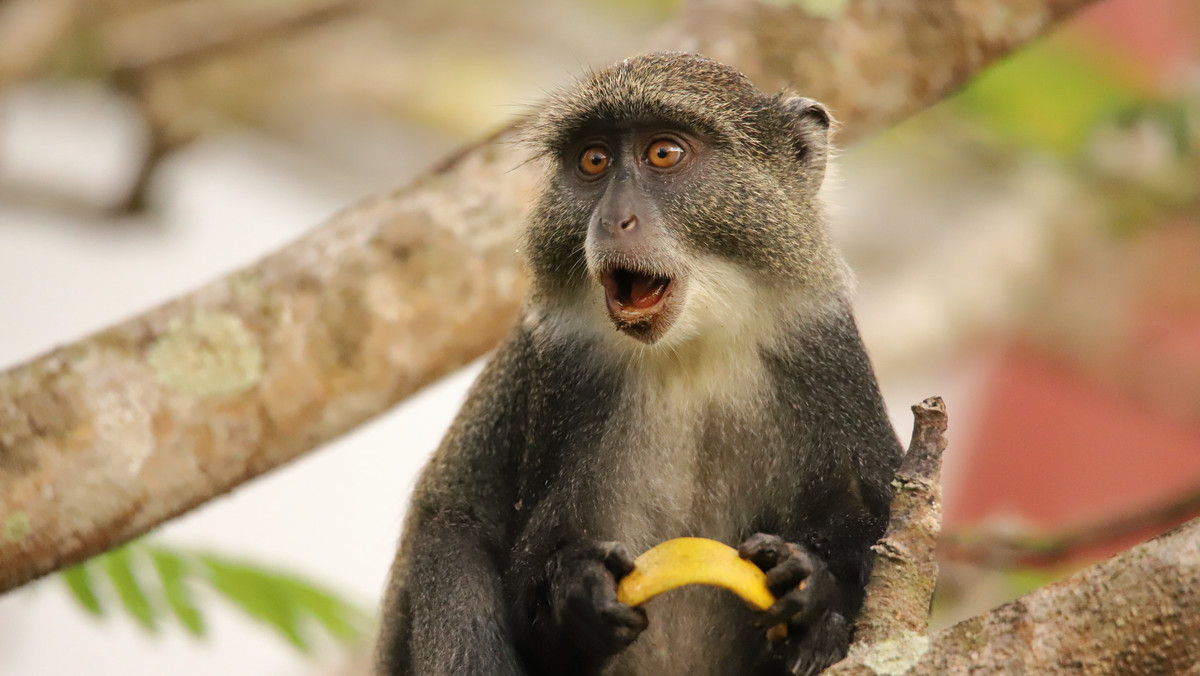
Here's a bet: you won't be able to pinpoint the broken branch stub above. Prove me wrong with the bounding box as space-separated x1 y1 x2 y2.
854 397 948 646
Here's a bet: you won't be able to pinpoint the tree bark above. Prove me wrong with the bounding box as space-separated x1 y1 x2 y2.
832 516 1200 674
830 397 1200 674
0 0 1100 593
853 398 948 647
664 0 1099 135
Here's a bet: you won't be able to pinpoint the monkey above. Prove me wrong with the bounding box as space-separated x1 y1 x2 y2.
375 52 904 676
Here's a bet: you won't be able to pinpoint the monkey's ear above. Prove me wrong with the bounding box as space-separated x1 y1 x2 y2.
781 96 832 168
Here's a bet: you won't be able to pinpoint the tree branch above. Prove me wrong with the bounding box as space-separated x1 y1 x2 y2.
941 482 1200 569
926 516 1200 673
664 0 1099 135
0 0 78 87
101 0 363 73
831 516 1200 674
0 0 1101 594
828 398 1200 674
853 398 948 647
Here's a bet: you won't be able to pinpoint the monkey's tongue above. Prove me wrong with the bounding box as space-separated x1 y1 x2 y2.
628 274 670 309
602 268 671 311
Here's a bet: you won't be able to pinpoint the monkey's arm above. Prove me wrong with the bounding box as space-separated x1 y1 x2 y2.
375 329 532 676
798 310 902 614
754 307 904 674
494 336 646 676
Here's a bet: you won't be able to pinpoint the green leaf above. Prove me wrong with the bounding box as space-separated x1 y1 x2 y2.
148 547 206 637
58 540 368 654
199 556 309 651
277 576 367 643
61 563 103 616
102 546 159 633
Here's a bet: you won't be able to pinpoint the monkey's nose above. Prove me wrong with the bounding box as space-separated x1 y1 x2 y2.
609 215 638 236
590 210 647 250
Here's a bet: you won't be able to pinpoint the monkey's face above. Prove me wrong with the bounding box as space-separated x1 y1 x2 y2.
561 124 706 343
527 119 828 348
524 53 848 348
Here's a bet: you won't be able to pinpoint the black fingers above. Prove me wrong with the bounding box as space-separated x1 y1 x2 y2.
559 574 647 655
549 540 647 658
737 535 835 630
739 534 854 674
760 558 834 629
738 533 791 570
765 553 814 596
598 598 649 642
758 574 832 629
602 541 637 579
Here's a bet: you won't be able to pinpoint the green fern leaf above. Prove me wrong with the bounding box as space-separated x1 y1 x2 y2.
262 571 367 643
199 556 308 651
61 563 103 616
148 547 206 637
58 540 369 653
102 546 158 633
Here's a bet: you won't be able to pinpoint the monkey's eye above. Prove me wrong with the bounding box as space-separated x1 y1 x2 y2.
579 146 610 175
646 140 684 168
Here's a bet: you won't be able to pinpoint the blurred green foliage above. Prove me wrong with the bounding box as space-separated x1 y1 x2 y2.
758 0 848 18
599 0 679 21
59 541 370 653
1003 566 1078 598
955 42 1143 156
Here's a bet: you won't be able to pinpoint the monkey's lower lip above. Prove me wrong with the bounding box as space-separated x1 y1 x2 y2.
601 268 673 313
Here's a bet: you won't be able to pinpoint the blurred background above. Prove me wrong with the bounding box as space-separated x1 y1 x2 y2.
0 0 1197 673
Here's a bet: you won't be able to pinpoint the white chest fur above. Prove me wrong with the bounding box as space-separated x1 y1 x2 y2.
598 352 781 552
532 256 826 550
596 348 783 676
528 261 840 676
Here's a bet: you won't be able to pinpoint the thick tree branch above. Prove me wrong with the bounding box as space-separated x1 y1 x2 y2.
101 0 362 73
888 517 1200 673
0 0 78 87
0 0 362 87
828 400 1200 674
665 0 1099 135
0 0 1101 593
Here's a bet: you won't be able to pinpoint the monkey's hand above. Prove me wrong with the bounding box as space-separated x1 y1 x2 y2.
738 533 850 676
545 540 648 658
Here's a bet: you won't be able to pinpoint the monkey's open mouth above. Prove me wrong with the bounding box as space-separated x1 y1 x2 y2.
599 267 678 342
603 268 672 310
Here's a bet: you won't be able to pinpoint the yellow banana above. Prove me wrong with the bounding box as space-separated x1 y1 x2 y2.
616 537 775 610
